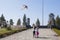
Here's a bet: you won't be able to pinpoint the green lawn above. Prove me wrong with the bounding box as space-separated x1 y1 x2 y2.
53 28 60 36
0 28 11 35
0 27 27 36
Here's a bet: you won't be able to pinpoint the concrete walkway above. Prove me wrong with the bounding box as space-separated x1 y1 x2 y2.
0 28 60 40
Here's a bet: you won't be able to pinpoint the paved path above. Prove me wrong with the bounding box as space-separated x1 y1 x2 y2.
0 28 60 40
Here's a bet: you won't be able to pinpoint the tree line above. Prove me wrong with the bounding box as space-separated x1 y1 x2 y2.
0 13 60 29
0 14 40 29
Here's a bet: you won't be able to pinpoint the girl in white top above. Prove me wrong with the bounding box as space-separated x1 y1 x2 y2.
35 27 39 38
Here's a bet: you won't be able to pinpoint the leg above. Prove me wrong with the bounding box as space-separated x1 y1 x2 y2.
33 31 35 37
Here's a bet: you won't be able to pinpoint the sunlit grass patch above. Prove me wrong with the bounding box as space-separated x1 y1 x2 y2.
53 28 60 36
0 27 27 38
0 28 11 35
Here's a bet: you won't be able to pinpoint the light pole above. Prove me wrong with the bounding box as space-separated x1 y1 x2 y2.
42 0 44 26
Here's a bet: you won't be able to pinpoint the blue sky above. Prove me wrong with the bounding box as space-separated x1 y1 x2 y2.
0 0 60 25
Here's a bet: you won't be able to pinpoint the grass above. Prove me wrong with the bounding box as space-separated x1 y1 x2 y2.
0 27 27 38
0 27 26 34
0 28 11 35
53 28 60 36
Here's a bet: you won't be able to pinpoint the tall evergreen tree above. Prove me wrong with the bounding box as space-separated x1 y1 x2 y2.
36 18 40 27
26 18 30 25
55 15 60 26
0 14 7 27
0 14 6 22
10 19 14 25
23 14 26 26
0 17 1 26
17 18 21 25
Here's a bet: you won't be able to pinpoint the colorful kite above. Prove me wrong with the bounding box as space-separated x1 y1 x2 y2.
21 4 28 10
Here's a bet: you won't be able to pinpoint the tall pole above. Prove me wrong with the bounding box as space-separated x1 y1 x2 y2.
42 0 44 25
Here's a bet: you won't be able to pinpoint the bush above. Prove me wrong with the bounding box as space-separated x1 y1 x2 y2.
7 27 11 30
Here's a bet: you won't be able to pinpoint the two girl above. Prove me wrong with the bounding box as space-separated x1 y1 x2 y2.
33 24 39 38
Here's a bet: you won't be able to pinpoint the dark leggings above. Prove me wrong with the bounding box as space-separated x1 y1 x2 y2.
33 31 35 36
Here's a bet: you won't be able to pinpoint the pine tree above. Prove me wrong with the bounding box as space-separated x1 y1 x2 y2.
0 14 6 22
10 19 14 25
36 18 40 27
0 14 6 27
55 15 60 26
26 18 30 25
17 18 21 25
23 14 26 26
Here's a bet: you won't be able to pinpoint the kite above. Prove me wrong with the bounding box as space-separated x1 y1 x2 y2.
21 4 28 10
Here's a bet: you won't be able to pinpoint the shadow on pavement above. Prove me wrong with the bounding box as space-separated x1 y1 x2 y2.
36 36 51 39
54 35 60 37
